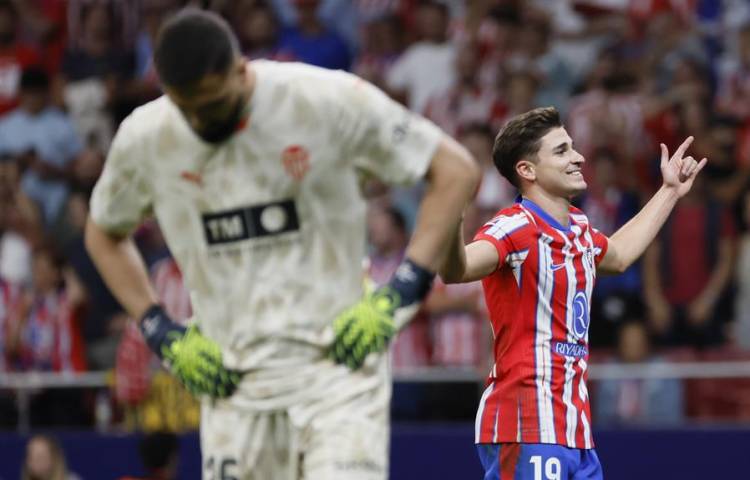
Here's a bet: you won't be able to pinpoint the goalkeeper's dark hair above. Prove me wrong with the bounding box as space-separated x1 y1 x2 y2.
139 431 179 472
154 8 239 88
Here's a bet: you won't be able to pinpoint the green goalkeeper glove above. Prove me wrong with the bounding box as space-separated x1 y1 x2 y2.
330 258 435 370
140 305 241 398
330 285 399 370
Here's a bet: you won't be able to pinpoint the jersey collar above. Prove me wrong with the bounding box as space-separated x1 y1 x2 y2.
516 195 571 232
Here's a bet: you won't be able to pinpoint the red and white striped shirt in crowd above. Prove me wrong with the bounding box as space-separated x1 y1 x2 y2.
428 279 487 368
19 290 86 373
473 198 609 449
368 250 431 369
423 85 507 137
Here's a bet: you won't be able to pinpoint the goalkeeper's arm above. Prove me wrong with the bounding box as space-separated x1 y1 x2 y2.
331 136 479 369
84 219 240 398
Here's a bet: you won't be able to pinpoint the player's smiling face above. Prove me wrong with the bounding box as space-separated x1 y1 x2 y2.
524 126 586 198
165 58 250 144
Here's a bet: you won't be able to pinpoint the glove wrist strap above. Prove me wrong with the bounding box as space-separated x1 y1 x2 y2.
387 257 435 308
139 304 184 358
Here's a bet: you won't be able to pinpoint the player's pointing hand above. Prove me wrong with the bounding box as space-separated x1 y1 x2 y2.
660 136 708 197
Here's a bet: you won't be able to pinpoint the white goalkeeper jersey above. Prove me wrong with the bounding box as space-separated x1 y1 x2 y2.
90 60 443 376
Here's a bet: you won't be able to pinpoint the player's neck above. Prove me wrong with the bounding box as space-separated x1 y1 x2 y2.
521 189 571 229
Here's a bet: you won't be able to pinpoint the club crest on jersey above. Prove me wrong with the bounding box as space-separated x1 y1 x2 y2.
572 290 590 340
583 247 597 270
281 145 310 181
202 199 299 245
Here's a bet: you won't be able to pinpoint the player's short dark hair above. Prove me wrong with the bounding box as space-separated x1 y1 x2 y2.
492 107 562 188
154 8 239 88
139 431 179 472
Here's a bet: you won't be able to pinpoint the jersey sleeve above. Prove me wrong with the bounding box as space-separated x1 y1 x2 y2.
89 116 153 236
589 226 609 266
473 212 531 271
332 71 444 185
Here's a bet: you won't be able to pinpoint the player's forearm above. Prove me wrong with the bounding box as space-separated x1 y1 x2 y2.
406 138 479 271
607 186 680 272
438 220 468 283
84 217 159 319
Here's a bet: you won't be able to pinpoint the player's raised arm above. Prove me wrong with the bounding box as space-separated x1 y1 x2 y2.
406 135 481 272
598 136 708 274
328 74 480 369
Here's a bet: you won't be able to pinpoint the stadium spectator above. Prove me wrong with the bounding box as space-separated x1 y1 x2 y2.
123 0 180 112
352 15 404 91
0 2 41 116
21 434 80 480
594 320 685 426
12 0 68 72
0 158 41 285
423 41 505 137
733 189 750 349
716 23 750 122
59 3 134 149
579 147 643 346
643 174 737 347
277 0 351 70
504 14 574 115
0 67 82 227
386 0 456 113
119 431 180 480
458 123 515 216
235 2 293 61
5 246 86 373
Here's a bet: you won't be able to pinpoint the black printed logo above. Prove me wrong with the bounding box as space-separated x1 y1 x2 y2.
202 199 299 245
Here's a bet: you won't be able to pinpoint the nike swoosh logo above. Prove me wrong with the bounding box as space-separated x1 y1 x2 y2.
551 263 566 271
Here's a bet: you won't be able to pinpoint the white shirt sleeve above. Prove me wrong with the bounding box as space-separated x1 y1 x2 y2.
89 115 153 235
333 70 444 186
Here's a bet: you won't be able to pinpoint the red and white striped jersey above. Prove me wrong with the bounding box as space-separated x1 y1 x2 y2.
473 197 609 449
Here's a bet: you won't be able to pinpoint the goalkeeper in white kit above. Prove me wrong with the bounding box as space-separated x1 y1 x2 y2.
85 7 478 480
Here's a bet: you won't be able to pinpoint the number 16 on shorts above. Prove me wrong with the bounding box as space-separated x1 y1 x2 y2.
476 443 603 479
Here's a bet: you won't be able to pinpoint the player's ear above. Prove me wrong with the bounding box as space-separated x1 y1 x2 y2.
516 160 536 182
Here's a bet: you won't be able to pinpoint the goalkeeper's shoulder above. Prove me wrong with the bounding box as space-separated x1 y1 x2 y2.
114 96 173 145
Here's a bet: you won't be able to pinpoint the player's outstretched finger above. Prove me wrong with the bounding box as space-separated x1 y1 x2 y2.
660 143 668 168
673 136 694 161
693 157 708 176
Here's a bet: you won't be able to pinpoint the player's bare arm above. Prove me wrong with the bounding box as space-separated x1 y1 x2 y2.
598 136 707 274
84 218 159 319
406 135 480 271
330 134 480 370
439 223 499 284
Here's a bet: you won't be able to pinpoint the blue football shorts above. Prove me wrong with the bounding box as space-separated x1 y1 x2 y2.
476 443 603 480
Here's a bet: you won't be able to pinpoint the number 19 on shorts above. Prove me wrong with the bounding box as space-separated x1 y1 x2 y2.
530 455 561 480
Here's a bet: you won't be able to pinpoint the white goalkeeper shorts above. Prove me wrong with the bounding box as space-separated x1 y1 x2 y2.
200 355 390 480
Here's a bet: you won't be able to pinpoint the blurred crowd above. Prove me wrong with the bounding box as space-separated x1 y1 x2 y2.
0 0 750 428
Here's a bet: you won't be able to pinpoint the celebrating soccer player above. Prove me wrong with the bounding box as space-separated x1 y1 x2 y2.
440 107 706 479
84 8 479 480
